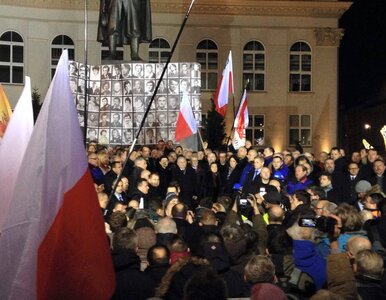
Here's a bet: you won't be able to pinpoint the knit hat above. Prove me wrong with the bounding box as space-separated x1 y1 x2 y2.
250 283 287 300
163 192 179 208
355 180 372 193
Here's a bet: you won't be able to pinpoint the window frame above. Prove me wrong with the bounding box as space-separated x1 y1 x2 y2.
288 114 312 146
246 114 265 146
0 30 24 84
148 38 171 63
196 39 218 91
243 40 265 91
289 41 312 92
51 34 75 78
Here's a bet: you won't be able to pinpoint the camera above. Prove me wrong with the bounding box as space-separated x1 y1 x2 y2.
298 216 337 234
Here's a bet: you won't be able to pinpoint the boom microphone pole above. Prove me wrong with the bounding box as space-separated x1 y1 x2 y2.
83 0 89 146
106 0 197 213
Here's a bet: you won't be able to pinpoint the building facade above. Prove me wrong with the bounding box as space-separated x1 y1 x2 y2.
0 0 351 154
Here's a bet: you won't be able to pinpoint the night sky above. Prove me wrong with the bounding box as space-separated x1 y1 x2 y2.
339 0 386 110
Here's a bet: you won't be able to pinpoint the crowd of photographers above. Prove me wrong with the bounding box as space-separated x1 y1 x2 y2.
86 139 386 299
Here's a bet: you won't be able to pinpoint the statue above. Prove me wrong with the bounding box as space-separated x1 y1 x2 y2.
97 0 152 61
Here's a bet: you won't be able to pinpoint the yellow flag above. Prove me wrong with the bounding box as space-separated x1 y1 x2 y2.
0 84 12 139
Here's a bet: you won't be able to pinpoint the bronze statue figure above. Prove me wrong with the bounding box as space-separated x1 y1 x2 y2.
97 0 152 61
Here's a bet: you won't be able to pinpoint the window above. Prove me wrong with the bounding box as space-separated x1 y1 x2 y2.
289 41 311 92
149 38 170 63
246 114 265 146
51 35 75 78
289 114 312 146
0 31 24 84
243 41 265 91
101 43 123 61
196 39 218 90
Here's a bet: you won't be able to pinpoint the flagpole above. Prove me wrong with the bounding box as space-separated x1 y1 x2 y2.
82 0 89 145
226 79 249 148
106 0 197 212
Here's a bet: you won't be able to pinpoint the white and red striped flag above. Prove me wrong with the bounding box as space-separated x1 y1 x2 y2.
0 50 115 300
233 89 249 150
0 76 33 225
214 50 234 117
175 94 197 141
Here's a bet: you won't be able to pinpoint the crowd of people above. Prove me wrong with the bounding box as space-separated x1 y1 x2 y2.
86 139 386 299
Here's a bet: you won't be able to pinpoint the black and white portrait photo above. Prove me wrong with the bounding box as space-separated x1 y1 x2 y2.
123 113 132 128
144 64 156 79
100 97 111 111
111 97 123 111
98 129 109 145
111 113 122 127
123 97 132 112
87 112 99 127
156 95 167 110
90 66 100 80
132 79 144 94
123 129 133 144
122 64 131 79
88 96 99 112
112 81 122 96
110 128 122 143
99 113 110 127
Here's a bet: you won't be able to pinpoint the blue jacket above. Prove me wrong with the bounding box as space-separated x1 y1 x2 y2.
293 240 326 290
233 162 253 190
272 164 289 182
286 178 313 195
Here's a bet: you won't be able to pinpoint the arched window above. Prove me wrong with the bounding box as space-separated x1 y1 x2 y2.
196 39 218 90
243 41 265 91
0 31 24 84
289 41 311 92
149 38 170 63
51 35 75 78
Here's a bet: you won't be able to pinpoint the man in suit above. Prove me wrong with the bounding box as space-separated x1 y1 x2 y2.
111 113 122 127
171 156 197 209
243 156 264 194
341 162 364 205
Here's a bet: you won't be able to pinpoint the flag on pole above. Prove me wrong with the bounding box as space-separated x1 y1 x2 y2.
0 76 33 225
233 89 249 150
175 93 197 141
0 50 115 300
0 84 13 139
214 50 234 117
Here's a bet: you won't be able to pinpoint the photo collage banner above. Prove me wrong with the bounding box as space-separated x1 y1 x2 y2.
69 61 202 145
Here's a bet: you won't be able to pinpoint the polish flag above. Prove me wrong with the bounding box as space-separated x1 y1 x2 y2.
0 50 115 300
0 83 13 139
214 51 234 117
233 89 249 150
175 94 197 141
0 76 33 225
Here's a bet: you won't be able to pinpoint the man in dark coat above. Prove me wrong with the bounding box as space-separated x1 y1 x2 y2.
171 156 197 209
111 228 155 300
97 0 152 60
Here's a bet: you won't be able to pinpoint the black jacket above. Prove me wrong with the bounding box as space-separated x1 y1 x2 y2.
111 249 155 300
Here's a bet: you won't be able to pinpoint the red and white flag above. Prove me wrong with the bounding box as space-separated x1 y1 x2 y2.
175 94 197 141
0 50 115 300
214 51 234 117
233 89 249 150
0 76 33 225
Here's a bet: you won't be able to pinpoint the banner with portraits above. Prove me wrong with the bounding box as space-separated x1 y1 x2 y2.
69 61 201 145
